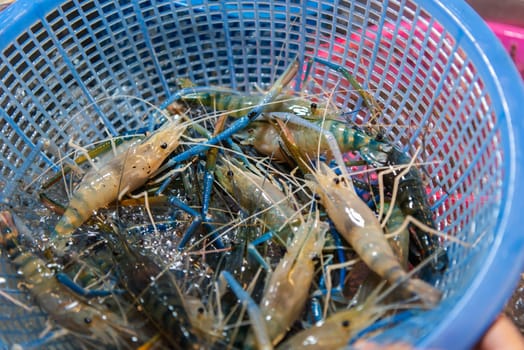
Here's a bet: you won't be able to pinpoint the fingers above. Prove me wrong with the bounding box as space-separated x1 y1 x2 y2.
475 315 524 350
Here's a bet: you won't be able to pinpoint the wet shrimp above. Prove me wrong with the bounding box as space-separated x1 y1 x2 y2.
276 283 394 350
246 210 328 346
0 211 140 348
363 140 448 276
172 86 334 120
235 116 368 165
52 118 187 248
106 224 206 349
214 156 300 246
306 163 441 308
240 114 448 276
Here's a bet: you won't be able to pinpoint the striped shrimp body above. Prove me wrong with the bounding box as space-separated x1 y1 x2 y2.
382 202 410 269
307 163 441 308
53 118 187 241
173 87 331 120
174 88 258 118
236 117 374 164
245 212 328 346
0 211 139 348
239 118 448 276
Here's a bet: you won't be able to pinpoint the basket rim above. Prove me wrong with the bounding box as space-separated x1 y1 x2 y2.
413 0 524 347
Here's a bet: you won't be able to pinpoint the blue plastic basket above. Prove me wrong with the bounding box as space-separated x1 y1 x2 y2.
0 0 523 349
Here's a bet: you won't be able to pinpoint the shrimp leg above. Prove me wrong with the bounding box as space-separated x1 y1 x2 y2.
317 226 349 302
55 272 124 298
168 195 224 250
182 114 230 250
219 271 273 350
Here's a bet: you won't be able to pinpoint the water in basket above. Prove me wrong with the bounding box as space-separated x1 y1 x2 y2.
0 0 523 349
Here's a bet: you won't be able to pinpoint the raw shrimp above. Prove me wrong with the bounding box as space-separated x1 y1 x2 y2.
173 86 333 120
306 163 441 308
0 211 140 348
242 115 448 275
52 118 187 245
214 156 299 246
247 210 328 346
235 116 372 164
106 224 204 350
363 140 448 275
276 283 388 350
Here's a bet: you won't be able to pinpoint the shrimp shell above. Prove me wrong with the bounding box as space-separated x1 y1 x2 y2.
53 119 186 239
277 284 385 350
215 157 298 243
256 213 328 345
307 163 441 308
0 211 139 348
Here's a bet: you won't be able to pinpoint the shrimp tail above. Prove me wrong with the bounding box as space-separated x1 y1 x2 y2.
402 278 442 308
54 197 92 236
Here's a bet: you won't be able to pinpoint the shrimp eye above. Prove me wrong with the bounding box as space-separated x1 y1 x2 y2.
314 193 321 201
84 317 92 324
310 102 318 110
341 319 350 328
160 142 168 149
197 307 205 314
227 170 234 177
333 177 340 185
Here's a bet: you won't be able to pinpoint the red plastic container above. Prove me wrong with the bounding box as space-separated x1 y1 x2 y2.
487 21 524 79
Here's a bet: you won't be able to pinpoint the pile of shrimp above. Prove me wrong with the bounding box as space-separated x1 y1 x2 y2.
0 56 460 349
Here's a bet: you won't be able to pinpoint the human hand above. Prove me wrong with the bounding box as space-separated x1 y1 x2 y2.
474 314 524 350
352 314 524 350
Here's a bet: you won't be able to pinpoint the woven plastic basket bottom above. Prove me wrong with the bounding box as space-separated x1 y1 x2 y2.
0 0 522 349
